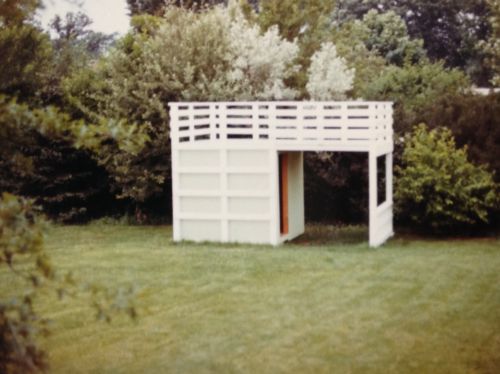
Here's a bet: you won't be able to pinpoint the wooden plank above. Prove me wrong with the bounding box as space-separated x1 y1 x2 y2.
280 153 289 235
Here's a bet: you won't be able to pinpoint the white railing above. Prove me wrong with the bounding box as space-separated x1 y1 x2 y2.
169 101 393 150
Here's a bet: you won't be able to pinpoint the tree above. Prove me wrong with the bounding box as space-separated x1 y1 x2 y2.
258 0 336 95
0 0 41 26
64 3 299 214
361 62 469 133
44 12 115 105
417 92 500 180
0 23 52 101
0 96 148 222
50 11 115 58
126 0 226 15
484 0 500 85
0 193 50 373
395 124 498 231
349 10 426 66
333 0 493 85
306 42 354 100
0 193 138 373
0 0 52 101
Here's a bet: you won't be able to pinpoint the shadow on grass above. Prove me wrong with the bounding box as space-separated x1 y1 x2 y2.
289 224 368 246
171 225 369 252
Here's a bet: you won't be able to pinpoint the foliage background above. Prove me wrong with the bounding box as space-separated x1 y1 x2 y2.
1 0 498 229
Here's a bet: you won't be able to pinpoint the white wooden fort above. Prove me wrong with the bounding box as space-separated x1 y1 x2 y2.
169 101 394 247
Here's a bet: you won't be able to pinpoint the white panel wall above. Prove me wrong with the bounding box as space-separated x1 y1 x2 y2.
369 151 394 247
173 146 278 244
286 152 305 240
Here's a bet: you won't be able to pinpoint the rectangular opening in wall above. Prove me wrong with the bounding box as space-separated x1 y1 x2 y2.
279 153 289 235
377 155 386 206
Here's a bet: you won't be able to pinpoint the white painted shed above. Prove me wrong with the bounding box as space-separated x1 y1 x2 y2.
168 101 394 247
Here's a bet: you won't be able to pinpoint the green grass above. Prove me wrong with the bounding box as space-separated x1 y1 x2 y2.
2 225 500 373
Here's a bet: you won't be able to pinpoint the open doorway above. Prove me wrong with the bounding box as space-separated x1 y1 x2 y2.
276 150 392 245
278 152 304 239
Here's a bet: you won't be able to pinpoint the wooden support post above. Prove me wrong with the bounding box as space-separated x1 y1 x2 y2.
368 151 377 247
279 153 289 235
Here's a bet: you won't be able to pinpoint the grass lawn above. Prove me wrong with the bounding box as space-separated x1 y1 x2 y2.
2 225 500 373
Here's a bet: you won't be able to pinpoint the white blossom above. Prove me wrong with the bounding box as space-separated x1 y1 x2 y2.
224 7 300 100
306 42 355 100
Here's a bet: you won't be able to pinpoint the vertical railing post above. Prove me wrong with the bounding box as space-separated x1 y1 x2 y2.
340 102 347 144
169 104 181 241
297 102 304 143
169 104 178 146
269 102 277 145
252 102 259 141
209 102 217 142
219 103 226 143
368 150 377 247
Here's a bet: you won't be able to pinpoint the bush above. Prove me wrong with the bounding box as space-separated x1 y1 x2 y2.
361 62 469 134
0 96 148 222
395 124 498 232
0 193 50 373
0 97 112 222
0 193 139 373
418 92 500 181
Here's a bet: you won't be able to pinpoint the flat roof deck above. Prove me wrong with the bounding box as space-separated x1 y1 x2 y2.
169 101 393 155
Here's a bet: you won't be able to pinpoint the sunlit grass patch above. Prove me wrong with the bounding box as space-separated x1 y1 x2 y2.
1 225 499 374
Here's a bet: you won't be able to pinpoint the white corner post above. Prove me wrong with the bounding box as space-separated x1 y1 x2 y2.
368 150 377 247
368 150 394 247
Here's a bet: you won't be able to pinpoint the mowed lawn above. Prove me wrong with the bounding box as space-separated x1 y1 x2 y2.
2 225 500 374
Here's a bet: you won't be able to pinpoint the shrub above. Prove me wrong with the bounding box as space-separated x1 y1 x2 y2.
395 124 498 232
361 62 469 134
0 193 50 373
0 96 148 222
0 97 111 222
0 193 139 373
418 92 500 181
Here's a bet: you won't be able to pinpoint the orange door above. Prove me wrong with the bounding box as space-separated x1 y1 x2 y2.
279 153 289 235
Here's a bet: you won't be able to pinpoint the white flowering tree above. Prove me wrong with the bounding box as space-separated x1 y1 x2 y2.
306 42 355 100
63 3 300 207
226 9 299 100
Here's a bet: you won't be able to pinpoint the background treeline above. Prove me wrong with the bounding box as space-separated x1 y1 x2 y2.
1 0 499 232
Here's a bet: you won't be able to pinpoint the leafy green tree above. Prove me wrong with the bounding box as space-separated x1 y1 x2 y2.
333 0 493 84
0 96 148 222
0 24 52 101
0 193 139 373
484 0 500 85
0 0 41 25
0 0 53 101
50 12 115 59
258 0 336 95
332 23 387 98
42 12 115 106
361 62 469 133
0 193 50 373
64 3 298 214
349 10 426 66
126 0 226 15
417 92 500 180
395 124 498 231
